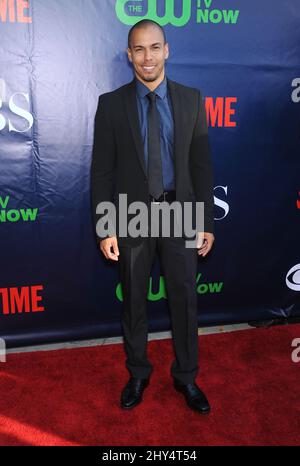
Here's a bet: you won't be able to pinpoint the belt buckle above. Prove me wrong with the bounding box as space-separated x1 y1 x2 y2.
151 192 169 204
151 192 164 204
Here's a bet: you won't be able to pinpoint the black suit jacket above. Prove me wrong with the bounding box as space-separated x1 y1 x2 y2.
91 78 215 246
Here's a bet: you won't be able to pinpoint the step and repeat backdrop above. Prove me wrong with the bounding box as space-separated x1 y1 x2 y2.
0 0 299 347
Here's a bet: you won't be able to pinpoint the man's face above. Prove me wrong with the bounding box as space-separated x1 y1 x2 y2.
127 25 169 87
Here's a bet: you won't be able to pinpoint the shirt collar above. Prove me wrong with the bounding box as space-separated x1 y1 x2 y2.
135 76 167 100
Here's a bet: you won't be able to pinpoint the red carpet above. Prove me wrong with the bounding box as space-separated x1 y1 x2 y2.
0 323 299 446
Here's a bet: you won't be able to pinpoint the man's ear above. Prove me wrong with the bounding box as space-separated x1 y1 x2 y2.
164 43 169 60
127 48 132 62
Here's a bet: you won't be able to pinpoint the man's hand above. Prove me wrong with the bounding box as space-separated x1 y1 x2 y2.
100 236 119 261
196 232 215 257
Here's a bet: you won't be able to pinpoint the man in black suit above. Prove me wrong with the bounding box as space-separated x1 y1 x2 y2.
91 20 215 414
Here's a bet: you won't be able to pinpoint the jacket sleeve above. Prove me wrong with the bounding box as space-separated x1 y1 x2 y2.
189 91 215 234
90 94 116 243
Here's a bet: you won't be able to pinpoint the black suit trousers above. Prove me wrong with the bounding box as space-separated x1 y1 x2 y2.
119 231 199 384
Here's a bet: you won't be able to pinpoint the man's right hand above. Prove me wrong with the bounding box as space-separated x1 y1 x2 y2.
99 236 119 261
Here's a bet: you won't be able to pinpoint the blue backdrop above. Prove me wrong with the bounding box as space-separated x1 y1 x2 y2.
0 0 299 347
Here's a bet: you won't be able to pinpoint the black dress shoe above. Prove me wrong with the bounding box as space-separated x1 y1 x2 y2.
121 377 150 409
174 380 211 414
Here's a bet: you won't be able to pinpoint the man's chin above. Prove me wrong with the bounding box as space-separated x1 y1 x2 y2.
142 75 159 82
137 72 161 83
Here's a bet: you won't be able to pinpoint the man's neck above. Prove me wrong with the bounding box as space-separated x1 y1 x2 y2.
135 71 165 92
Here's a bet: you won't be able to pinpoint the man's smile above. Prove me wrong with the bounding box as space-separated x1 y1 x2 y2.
142 65 156 72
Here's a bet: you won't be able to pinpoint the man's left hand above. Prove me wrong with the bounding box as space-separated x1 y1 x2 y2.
196 232 215 257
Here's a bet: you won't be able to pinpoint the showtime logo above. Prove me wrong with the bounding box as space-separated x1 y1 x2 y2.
206 97 237 127
0 0 31 23
116 0 240 26
0 79 33 133
0 285 45 315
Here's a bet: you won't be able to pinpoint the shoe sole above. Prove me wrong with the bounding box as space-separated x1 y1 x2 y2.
121 397 143 410
187 402 211 415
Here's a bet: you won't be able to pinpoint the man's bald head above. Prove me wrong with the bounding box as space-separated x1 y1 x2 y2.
127 19 166 49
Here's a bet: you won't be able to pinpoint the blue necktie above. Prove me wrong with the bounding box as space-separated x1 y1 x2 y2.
147 92 164 199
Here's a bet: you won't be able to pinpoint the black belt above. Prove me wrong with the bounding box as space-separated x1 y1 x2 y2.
149 191 176 203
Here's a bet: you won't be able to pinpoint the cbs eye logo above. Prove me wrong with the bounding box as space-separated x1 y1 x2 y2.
286 264 300 292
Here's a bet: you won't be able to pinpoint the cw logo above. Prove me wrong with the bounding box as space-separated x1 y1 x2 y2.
116 0 192 26
116 274 223 301
115 0 240 27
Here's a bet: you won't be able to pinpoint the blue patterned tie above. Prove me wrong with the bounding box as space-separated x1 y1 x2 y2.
147 92 164 200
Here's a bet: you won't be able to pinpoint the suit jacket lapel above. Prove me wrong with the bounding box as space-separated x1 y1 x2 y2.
124 79 147 177
167 79 185 184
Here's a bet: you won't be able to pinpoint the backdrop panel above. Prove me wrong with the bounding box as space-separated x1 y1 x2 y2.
0 0 299 347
